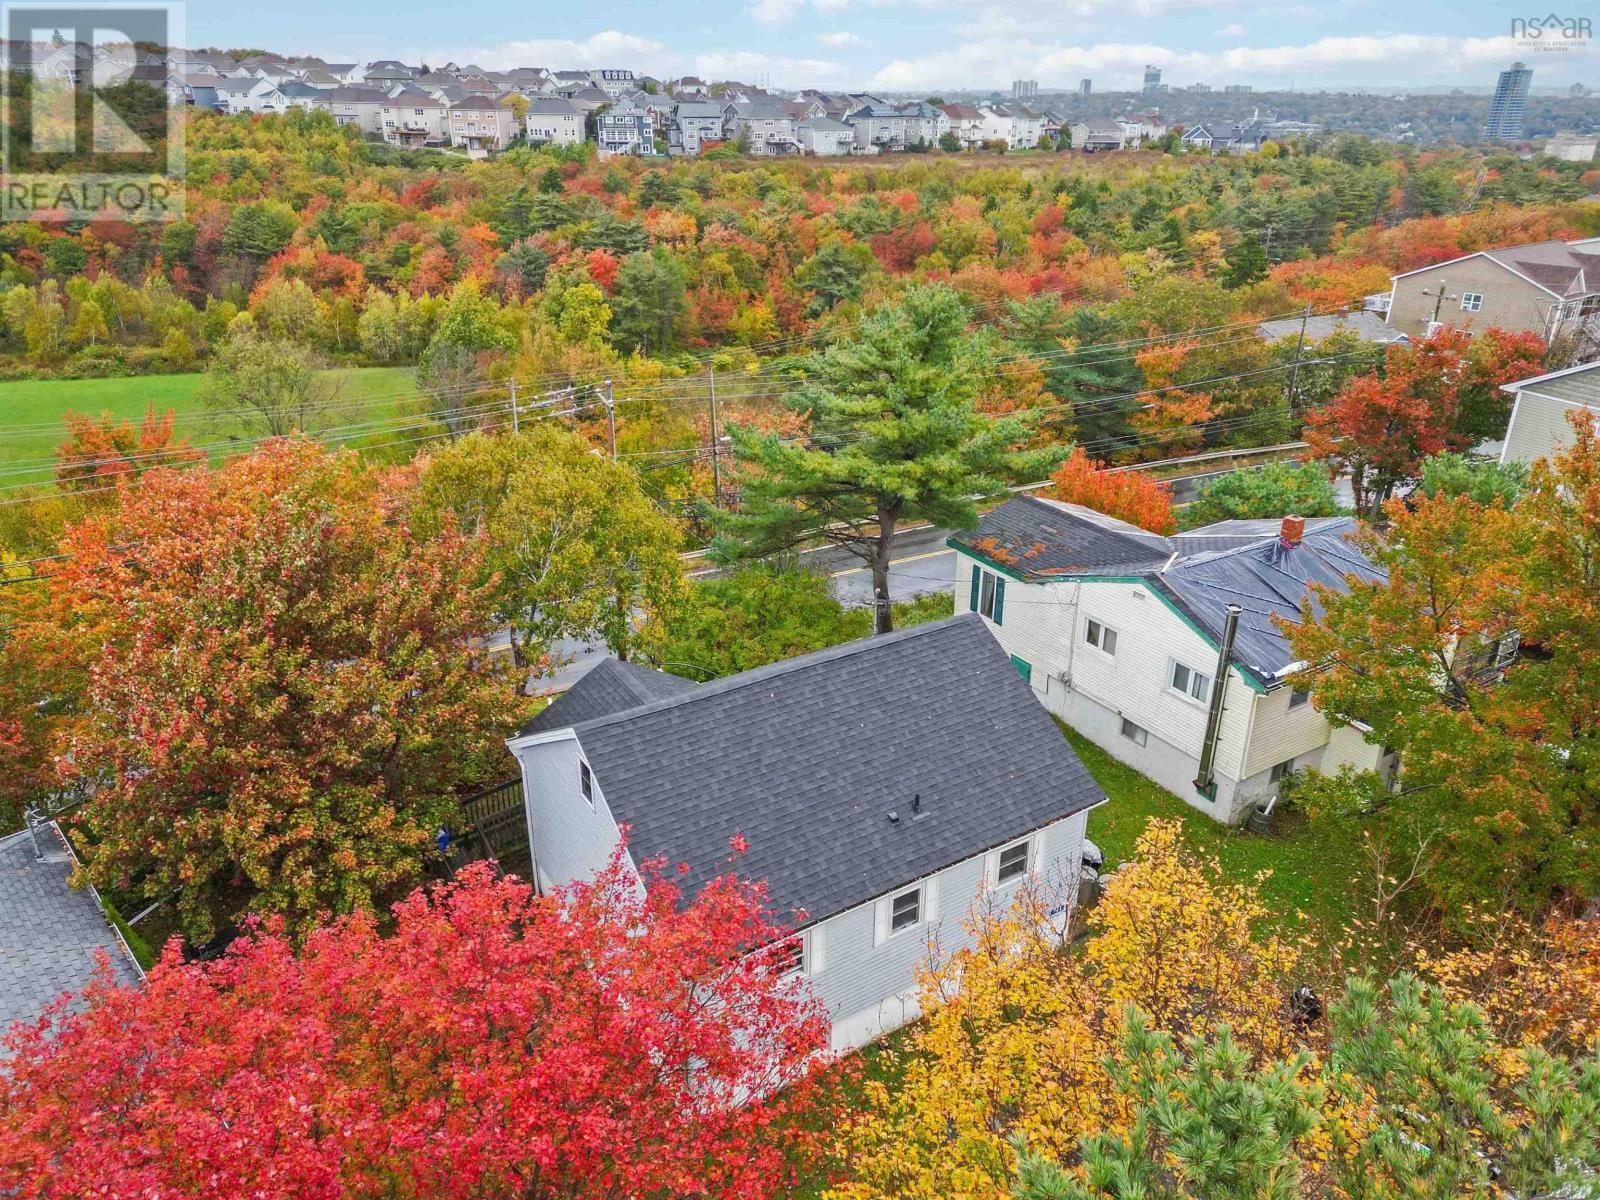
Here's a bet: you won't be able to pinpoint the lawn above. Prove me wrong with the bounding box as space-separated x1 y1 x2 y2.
1069 723 1370 938
2 366 418 484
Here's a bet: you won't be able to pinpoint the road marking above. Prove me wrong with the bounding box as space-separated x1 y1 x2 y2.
829 548 952 577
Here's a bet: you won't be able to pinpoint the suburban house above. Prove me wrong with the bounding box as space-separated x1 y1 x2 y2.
846 103 914 152
981 104 1044 149
1256 310 1410 347
524 96 584 146
1499 360 1600 466
939 103 986 147
725 99 801 155
589 67 637 98
1116 111 1167 145
1382 237 1600 345
505 615 1104 1051
1069 119 1124 151
596 97 658 157
1 822 142 1029
1181 122 1264 154
671 99 726 154
949 498 1394 825
797 116 855 156
379 93 447 146
315 85 391 135
448 96 519 156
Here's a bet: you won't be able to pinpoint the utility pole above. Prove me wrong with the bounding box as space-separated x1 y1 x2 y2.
509 377 519 434
1286 302 1311 412
707 366 723 509
602 379 616 460
1424 278 1456 328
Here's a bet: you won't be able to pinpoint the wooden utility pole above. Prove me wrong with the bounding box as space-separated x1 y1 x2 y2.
602 379 616 460
1286 303 1311 412
707 366 723 509
1424 278 1456 328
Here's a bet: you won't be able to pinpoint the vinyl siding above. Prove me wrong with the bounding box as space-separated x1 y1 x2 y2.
1387 257 1553 341
511 732 630 893
1502 387 1600 466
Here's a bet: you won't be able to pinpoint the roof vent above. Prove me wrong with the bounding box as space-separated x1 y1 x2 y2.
912 793 925 819
887 809 900 825
1279 515 1305 547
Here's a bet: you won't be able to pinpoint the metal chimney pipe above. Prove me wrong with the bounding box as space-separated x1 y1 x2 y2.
1193 603 1242 798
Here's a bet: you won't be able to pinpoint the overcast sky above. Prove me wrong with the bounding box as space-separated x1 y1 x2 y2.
191 1 1600 94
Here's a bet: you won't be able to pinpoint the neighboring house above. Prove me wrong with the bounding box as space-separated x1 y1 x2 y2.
1499 360 1600 466
671 99 725 154
596 97 657 157
1181 122 1263 154
725 99 800 155
1544 132 1599 163
797 116 854 156
1256 310 1410 347
448 96 520 156
524 96 584 146
980 104 1042 149
1116 111 1166 145
673 75 708 95
214 76 291 114
506 616 1104 1051
380 93 447 146
1382 237 1600 344
363 59 417 87
589 68 636 98
566 85 613 114
939 103 986 147
1 822 142 1029
949 497 1395 825
1069 119 1124 151
314 86 391 136
846 103 910 152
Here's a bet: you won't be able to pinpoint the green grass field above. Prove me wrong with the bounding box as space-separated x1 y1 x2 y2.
1 366 419 485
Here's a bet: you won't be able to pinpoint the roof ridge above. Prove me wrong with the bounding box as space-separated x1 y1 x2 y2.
573 614 983 733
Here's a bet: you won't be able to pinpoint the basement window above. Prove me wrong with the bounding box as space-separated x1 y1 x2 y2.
1269 759 1297 785
1120 718 1149 747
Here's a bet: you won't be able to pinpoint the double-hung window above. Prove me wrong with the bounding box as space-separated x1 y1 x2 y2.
579 759 594 806
890 887 921 934
968 564 1006 625
1169 661 1212 704
996 840 1032 885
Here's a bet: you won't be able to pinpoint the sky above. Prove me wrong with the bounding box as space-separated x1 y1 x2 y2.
189 1 1600 94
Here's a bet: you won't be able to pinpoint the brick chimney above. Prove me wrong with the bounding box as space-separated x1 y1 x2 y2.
1279 515 1305 546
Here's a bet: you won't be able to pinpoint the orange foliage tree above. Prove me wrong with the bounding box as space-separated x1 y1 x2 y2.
1051 447 1176 533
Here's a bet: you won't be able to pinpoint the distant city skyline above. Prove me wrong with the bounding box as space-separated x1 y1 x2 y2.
183 1 1600 94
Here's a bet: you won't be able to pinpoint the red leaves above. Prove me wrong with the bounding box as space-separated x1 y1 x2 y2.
1052 448 1178 535
0 856 833 1200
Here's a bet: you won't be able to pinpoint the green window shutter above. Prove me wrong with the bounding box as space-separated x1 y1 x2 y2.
1010 655 1032 683
969 564 981 612
993 576 1006 625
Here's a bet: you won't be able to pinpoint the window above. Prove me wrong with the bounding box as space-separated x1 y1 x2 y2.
1269 759 1296 784
1085 619 1118 657
996 840 1031 885
1169 661 1212 704
1120 717 1148 747
968 564 1005 625
890 888 921 933
579 760 594 806
1288 686 1311 709
1461 292 1484 312
772 937 804 976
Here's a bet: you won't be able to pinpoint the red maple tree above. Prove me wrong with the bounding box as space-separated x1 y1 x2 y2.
1052 447 1177 534
54 405 202 494
0 855 835 1199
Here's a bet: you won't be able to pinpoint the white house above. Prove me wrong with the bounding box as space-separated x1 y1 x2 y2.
950 498 1394 825
524 96 584 146
939 103 986 148
1499 360 1600 467
797 116 854 156
980 104 1043 149
505 615 1103 1051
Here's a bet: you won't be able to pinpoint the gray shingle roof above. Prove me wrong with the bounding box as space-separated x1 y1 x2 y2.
0 825 139 1030
1156 517 1384 684
521 658 698 736
1257 310 1409 346
950 495 1175 579
562 614 1103 924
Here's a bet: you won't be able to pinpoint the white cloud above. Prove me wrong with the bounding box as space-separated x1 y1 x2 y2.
749 0 803 25
695 49 847 84
1219 21 1247 36
817 30 866 46
437 31 667 71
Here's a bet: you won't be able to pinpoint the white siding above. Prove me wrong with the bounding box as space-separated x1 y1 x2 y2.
953 549 1348 824
509 731 631 894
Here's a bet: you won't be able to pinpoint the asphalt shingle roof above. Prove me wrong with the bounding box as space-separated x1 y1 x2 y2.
558 615 1103 924
520 658 699 736
0 825 138 1030
950 495 1175 579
